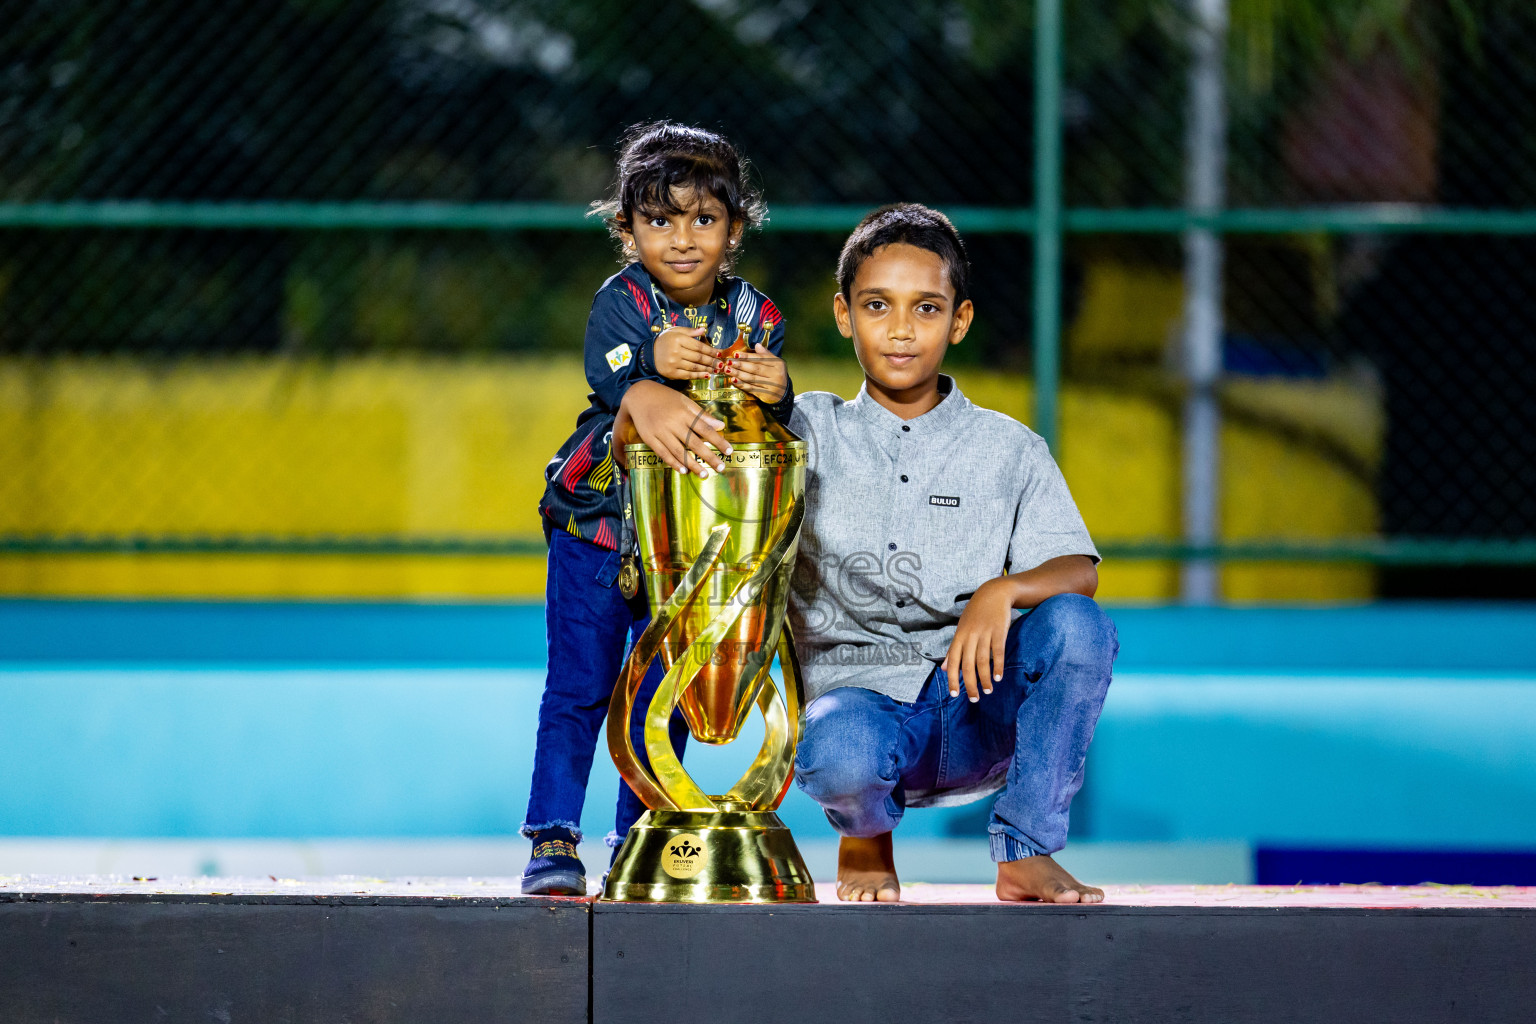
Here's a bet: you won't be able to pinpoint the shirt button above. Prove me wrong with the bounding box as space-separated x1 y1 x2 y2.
901 425 911 432
900 474 909 482
896 600 906 608
887 542 897 551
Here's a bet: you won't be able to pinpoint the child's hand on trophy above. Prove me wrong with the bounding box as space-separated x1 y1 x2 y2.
726 343 788 404
653 325 719 380
615 380 731 477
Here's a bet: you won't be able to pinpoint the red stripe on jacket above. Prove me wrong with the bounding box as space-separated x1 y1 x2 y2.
559 435 598 489
623 279 651 322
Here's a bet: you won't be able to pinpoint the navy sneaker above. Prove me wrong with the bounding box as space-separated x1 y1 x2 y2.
521 828 586 896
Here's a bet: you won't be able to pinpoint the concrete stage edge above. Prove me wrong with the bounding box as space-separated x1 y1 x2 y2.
4 878 1534 1023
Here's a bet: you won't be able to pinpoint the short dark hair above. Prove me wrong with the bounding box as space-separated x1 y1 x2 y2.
593 121 764 266
837 203 970 304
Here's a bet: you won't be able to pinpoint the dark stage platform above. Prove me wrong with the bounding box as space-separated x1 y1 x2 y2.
4 877 1534 1023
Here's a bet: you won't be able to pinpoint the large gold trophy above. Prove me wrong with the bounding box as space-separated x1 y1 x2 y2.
603 334 816 904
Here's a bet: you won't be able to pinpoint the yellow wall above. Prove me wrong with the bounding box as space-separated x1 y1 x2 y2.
0 357 1377 601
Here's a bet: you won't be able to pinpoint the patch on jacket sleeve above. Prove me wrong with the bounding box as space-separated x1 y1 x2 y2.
604 343 633 372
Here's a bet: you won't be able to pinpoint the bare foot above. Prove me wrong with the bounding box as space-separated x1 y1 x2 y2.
996 854 1104 904
836 833 900 902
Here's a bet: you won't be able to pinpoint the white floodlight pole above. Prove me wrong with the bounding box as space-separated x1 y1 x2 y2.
1180 0 1229 604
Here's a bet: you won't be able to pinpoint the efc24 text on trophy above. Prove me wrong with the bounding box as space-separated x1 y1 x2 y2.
603 330 816 904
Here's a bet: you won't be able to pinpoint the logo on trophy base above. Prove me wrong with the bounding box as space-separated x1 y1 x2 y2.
662 834 708 879
603 361 816 904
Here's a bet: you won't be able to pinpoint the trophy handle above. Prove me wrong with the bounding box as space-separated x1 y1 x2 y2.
723 624 805 810
704 535 792 794
606 523 731 811
640 498 804 810
619 498 806 813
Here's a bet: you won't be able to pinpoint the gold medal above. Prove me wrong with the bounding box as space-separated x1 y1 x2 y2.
617 555 640 599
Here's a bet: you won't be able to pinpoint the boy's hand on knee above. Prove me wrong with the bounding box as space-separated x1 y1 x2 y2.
938 557 1099 699
615 380 731 476
653 326 719 380
941 577 1012 701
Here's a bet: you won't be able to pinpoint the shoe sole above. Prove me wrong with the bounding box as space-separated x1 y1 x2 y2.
521 870 587 896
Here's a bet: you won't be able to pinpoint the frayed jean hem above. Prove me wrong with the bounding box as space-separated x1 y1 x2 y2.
520 819 583 842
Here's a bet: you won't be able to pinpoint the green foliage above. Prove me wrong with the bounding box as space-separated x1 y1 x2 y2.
2 0 1534 356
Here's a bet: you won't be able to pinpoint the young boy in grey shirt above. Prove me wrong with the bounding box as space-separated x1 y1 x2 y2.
783 204 1115 903
615 204 1116 903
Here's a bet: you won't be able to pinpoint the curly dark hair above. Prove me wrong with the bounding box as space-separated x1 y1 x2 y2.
591 121 765 268
837 203 970 304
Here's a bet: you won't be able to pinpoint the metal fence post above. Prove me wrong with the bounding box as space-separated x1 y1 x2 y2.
1033 0 1064 453
1179 0 1228 604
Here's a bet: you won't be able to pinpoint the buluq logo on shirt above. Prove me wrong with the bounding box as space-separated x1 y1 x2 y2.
930 495 961 507
605 343 632 371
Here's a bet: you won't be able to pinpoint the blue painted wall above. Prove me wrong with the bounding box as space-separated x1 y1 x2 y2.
7 600 1535 672
3 600 1535 847
1087 674 1536 846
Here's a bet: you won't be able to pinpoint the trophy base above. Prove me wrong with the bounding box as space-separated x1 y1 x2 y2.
602 809 818 904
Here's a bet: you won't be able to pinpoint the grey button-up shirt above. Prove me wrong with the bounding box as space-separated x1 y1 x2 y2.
786 376 1099 706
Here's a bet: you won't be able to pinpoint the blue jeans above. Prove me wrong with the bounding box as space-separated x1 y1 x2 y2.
794 594 1117 862
522 527 688 847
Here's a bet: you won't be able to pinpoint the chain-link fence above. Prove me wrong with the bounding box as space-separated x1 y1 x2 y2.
2 0 1534 600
